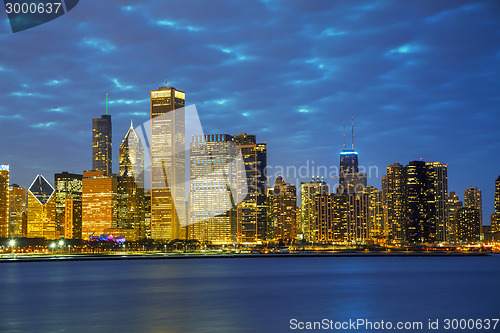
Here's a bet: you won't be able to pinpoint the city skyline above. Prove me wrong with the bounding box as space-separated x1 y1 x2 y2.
0 1 499 220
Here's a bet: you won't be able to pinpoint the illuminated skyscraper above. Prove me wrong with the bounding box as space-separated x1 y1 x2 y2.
492 176 500 234
314 193 348 243
0 165 9 237
150 85 185 241
82 170 117 239
8 184 26 237
426 162 448 242
118 123 145 240
189 134 238 244
267 176 297 243
92 114 112 175
54 172 82 237
339 120 366 194
464 186 482 232
347 192 370 243
27 175 57 239
385 163 406 243
233 133 267 244
456 207 481 243
365 185 385 242
405 161 436 244
446 192 462 243
300 178 328 242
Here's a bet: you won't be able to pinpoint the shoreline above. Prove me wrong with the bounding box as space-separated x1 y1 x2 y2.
0 252 490 263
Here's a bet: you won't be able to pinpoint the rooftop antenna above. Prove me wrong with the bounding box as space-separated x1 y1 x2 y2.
343 121 346 150
351 116 354 150
130 119 133 129
165 79 168 87
105 93 108 115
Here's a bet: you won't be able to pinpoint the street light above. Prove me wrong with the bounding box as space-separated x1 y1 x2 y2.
50 243 56 255
9 239 15 254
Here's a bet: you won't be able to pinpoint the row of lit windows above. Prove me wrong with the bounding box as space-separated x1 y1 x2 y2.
193 211 225 216
193 158 226 164
192 183 227 190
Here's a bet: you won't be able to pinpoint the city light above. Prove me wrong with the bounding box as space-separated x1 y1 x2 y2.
9 239 15 247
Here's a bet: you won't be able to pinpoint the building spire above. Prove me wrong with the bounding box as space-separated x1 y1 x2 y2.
130 119 133 129
351 116 354 150
105 93 108 115
343 121 346 150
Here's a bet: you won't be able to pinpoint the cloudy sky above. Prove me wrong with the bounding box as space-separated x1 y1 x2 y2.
0 0 499 220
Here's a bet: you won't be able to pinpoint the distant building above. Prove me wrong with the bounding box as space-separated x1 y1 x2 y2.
0 165 9 237
27 175 57 239
267 176 297 243
426 162 448 242
339 120 366 194
385 163 406 243
54 172 82 238
491 176 500 235
314 193 348 243
446 192 462 243
64 199 82 239
233 133 267 244
300 178 328 242
82 170 117 239
456 207 481 243
365 186 385 242
8 184 26 237
92 114 112 175
464 186 482 235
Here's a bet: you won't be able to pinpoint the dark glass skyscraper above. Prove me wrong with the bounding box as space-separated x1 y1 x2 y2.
92 114 112 175
339 120 366 193
54 172 82 237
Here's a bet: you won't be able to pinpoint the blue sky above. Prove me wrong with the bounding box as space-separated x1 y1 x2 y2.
0 0 499 221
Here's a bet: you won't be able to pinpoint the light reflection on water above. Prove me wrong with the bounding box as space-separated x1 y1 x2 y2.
0 256 499 333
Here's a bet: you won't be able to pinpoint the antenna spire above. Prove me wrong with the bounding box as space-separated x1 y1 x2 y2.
351 116 354 150
343 121 346 150
130 119 133 129
105 93 108 115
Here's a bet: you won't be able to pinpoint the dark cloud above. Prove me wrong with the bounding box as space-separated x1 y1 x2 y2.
0 0 499 218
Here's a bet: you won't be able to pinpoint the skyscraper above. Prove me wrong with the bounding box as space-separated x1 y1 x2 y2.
0 165 9 237
492 176 500 234
300 177 329 242
233 133 267 244
446 192 462 243
64 198 82 239
54 172 82 237
464 186 482 234
150 85 186 241
92 114 112 175
82 170 117 239
118 123 145 240
456 207 481 243
27 175 57 239
267 176 297 243
8 184 26 238
426 162 448 242
339 119 366 194
405 161 436 244
385 163 406 243
365 185 385 242
189 134 238 245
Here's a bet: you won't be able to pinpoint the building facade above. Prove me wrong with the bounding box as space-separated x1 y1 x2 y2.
92 114 112 175
54 172 82 238
385 163 406 243
0 165 9 237
267 176 297 243
300 178 329 242
27 175 57 239
8 184 26 237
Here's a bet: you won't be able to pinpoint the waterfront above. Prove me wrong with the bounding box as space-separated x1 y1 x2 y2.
0 255 499 333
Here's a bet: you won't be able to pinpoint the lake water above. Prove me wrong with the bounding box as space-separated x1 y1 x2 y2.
0 255 499 333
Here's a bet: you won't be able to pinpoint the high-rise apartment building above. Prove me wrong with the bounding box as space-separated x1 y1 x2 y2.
27 175 57 239
92 114 112 175
492 176 500 234
0 165 9 237
385 163 406 243
456 207 481 243
446 192 462 243
150 85 185 241
54 172 82 237
365 186 385 242
233 133 267 244
267 176 297 243
8 184 26 237
464 186 482 235
300 177 328 242
426 162 448 242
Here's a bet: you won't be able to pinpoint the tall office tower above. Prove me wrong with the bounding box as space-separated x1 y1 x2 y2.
405 161 436 244
464 187 482 234
339 120 366 194
82 170 117 239
150 85 185 241
267 176 297 243
0 165 9 237
426 162 448 242
300 177 329 242
385 163 406 243
64 199 82 239
189 134 238 245
446 192 462 243
118 123 145 240
365 186 385 243
54 172 82 237
8 184 26 237
233 133 267 244
92 114 112 175
456 207 481 243
381 175 389 239
27 175 57 239
492 176 500 234
144 190 151 239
